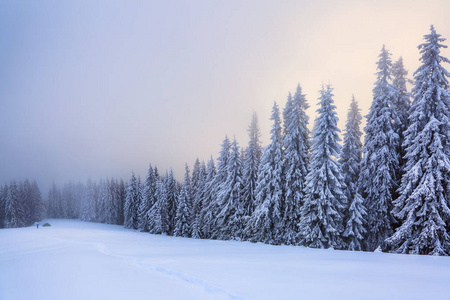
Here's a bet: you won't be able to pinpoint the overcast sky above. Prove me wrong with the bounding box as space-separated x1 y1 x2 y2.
1 0 450 191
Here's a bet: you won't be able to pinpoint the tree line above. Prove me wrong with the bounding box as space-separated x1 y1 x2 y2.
0 180 44 228
2 26 449 256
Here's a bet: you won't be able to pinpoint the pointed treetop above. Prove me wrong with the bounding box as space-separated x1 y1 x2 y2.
283 92 293 122
247 111 262 148
296 83 302 94
375 45 393 90
184 163 190 184
392 57 409 89
414 25 450 89
270 102 282 143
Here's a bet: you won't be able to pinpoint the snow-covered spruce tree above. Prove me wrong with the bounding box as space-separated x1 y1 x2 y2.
96 180 108 223
160 171 172 234
343 192 366 251
299 85 346 249
392 57 412 152
101 179 118 224
4 181 24 228
386 26 450 255
106 179 120 225
28 181 44 224
242 112 262 218
340 96 367 251
203 136 231 239
282 84 310 245
124 172 141 229
138 164 157 232
20 179 44 226
174 164 192 237
164 169 178 235
147 179 166 235
190 159 202 237
340 96 363 202
359 45 400 251
216 138 245 240
159 173 172 235
244 102 284 245
191 159 201 200
116 179 126 225
198 157 217 239
80 179 97 222
192 161 207 239
392 57 412 203
20 180 32 226
136 178 143 226
174 184 191 237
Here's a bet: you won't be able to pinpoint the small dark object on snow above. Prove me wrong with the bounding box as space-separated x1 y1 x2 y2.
36 223 39 229
42 223 51 227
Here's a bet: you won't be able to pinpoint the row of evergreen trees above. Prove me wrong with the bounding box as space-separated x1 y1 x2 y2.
3 26 449 256
0 180 44 228
119 25 450 255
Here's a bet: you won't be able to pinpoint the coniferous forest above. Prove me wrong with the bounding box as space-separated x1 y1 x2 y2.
2 26 450 256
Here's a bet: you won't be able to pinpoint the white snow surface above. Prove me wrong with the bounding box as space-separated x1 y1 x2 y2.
1 220 449 300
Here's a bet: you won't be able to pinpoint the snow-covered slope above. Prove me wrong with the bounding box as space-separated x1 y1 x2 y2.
1 220 449 300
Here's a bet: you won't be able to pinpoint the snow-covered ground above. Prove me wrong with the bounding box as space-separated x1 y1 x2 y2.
1 220 449 300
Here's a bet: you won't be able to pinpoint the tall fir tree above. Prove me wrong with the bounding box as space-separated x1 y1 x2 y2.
174 164 192 237
216 138 245 240
198 157 217 239
107 178 120 225
192 161 207 239
4 181 24 228
392 56 412 152
244 102 284 245
159 173 171 235
359 45 400 251
80 179 97 222
103 179 117 224
96 179 108 223
340 96 367 251
29 181 44 224
242 112 262 217
340 96 363 204
124 172 140 229
116 179 126 225
190 159 201 237
299 85 346 249
392 57 412 201
203 136 231 239
386 26 450 255
282 84 310 245
147 179 166 235
164 169 178 235
20 180 32 226
138 164 157 232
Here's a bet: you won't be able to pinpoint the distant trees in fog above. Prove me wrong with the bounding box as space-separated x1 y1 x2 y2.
0 180 44 228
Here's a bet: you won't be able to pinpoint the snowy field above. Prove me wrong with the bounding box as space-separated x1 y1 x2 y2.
1 220 449 300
